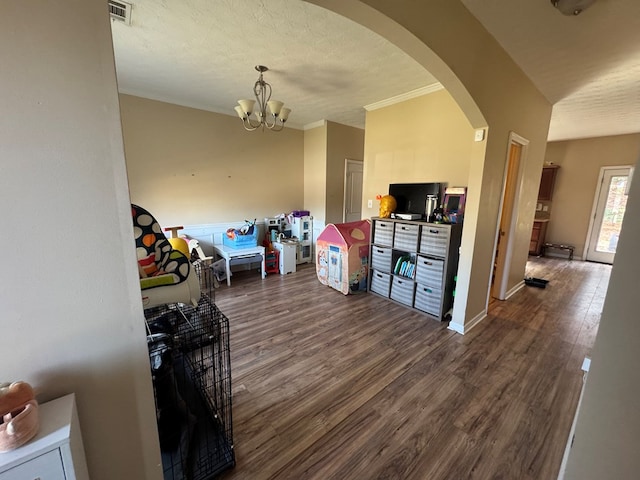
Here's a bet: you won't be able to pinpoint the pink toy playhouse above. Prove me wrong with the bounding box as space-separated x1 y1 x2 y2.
316 219 371 295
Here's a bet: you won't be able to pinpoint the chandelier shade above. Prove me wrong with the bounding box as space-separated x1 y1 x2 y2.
235 65 291 131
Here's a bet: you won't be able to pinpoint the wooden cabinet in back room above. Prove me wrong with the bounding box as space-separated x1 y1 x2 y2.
538 164 560 201
530 219 549 256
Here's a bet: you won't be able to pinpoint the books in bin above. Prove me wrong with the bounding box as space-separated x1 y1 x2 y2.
394 255 415 278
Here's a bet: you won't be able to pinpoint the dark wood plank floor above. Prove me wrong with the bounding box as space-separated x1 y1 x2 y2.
216 257 610 480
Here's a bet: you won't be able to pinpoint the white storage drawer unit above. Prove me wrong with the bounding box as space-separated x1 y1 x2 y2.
370 270 392 297
390 276 415 306
414 284 443 317
1 449 66 480
373 220 394 246
393 223 420 251
420 225 451 257
0 393 89 480
371 246 393 273
415 256 444 287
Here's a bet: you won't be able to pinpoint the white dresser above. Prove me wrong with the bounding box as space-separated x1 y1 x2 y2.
0 393 89 480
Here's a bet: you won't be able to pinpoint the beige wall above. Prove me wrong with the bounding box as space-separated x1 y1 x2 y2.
120 94 305 227
544 134 640 258
362 89 475 219
304 124 328 222
303 121 365 225
564 141 640 478
326 121 365 224
1 2 161 479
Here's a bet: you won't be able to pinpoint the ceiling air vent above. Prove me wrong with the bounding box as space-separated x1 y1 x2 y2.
109 0 132 25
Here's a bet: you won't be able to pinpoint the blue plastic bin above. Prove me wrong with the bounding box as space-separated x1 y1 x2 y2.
222 230 258 249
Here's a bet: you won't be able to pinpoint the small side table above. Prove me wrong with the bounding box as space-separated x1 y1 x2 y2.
0 393 89 479
212 244 266 286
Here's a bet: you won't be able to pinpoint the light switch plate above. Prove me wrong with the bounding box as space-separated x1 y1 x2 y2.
474 129 485 142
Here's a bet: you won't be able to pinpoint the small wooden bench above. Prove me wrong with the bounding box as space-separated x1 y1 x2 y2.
542 243 575 260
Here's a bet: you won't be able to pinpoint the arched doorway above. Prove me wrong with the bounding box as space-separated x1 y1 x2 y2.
306 1 552 333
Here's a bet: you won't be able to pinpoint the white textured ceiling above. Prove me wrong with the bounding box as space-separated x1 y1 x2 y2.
111 0 640 141
462 0 640 141
111 0 437 130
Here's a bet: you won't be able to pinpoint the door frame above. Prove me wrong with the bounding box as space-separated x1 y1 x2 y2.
343 158 364 223
583 165 632 263
490 131 529 302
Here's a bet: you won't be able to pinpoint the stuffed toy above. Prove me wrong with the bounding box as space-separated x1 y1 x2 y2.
0 381 39 452
0 382 35 415
376 194 397 218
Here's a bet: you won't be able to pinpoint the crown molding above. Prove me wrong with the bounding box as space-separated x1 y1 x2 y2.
303 120 327 131
364 83 444 111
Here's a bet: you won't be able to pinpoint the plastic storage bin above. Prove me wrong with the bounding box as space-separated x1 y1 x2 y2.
390 276 415 306
370 271 391 297
373 220 394 246
222 230 258 249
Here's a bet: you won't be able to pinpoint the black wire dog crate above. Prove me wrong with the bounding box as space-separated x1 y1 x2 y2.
145 295 234 479
192 259 216 303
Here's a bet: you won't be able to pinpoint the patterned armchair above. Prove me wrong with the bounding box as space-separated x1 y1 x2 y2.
132 204 200 309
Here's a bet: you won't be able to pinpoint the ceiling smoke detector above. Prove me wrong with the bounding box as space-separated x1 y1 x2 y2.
550 0 597 15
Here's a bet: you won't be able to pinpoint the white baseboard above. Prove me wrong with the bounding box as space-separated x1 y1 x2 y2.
448 309 487 335
504 280 525 300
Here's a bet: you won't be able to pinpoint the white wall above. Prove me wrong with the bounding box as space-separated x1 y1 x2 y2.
0 2 161 479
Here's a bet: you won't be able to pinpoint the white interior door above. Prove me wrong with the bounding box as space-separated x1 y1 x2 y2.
343 159 363 223
585 166 632 264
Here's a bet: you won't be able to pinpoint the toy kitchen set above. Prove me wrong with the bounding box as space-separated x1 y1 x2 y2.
265 211 313 275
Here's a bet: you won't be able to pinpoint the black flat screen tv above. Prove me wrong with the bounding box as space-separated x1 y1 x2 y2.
389 182 444 219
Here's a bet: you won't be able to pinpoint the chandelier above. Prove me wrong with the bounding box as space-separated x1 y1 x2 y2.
234 65 291 132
